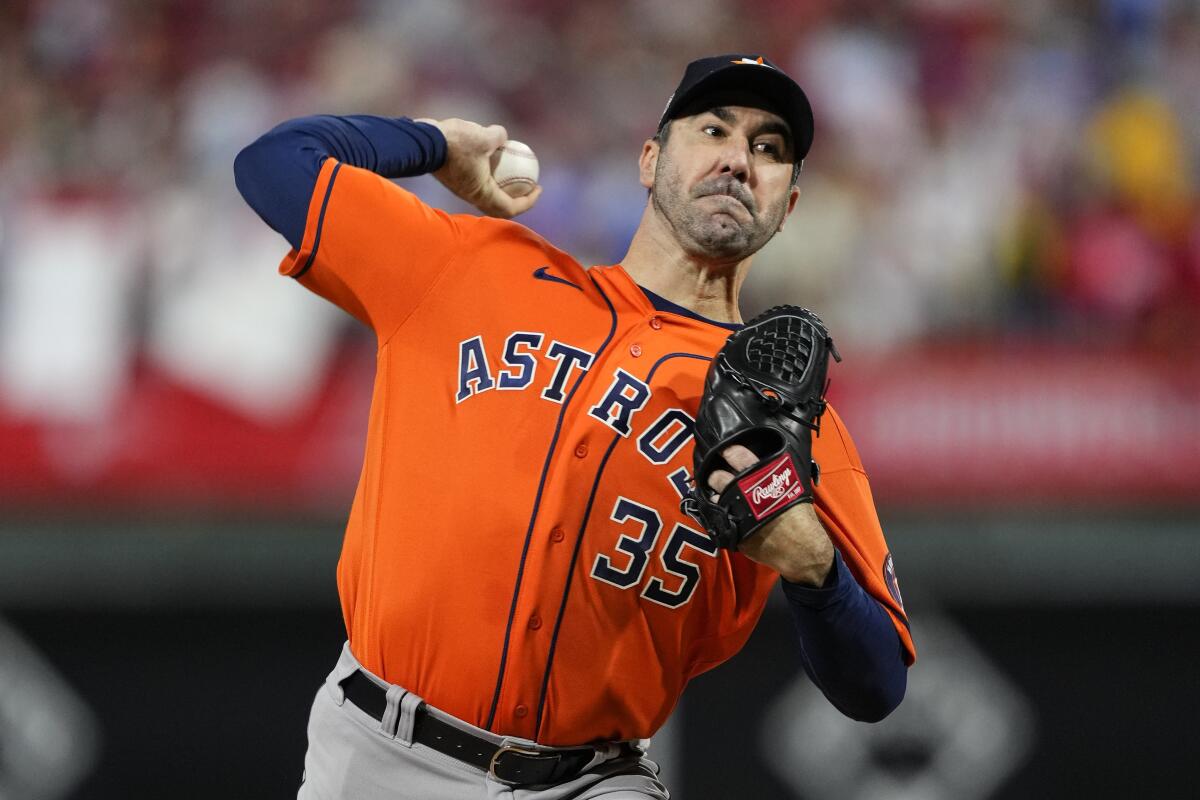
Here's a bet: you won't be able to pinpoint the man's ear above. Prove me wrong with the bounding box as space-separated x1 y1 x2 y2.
776 185 801 232
639 139 660 190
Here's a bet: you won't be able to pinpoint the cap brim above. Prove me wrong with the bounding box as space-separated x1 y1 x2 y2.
660 64 813 160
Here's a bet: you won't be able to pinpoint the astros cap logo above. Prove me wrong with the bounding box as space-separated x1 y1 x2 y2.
731 56 769 67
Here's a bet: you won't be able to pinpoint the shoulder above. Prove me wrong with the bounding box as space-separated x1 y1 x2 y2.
452 215 596 288
467 213 564 251
812 403 867 476
331 163 576 260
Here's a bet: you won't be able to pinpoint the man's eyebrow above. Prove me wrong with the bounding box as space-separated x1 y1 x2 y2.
707 106 737 125
754 120 791 141
704 107 792 144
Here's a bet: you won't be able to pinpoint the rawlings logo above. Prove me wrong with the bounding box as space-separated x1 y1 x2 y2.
738 453 805 521
750 468 794 504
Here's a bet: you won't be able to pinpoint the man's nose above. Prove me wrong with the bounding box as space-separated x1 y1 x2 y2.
717 137 751 183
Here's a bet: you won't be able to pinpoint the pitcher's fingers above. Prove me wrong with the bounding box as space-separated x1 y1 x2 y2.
721 444 759 472
483 124 508 152
505 184 542 216
707 468 735 497
485 183 542 219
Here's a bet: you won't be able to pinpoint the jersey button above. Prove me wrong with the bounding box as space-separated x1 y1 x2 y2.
574 443 588 458
629 343 643 357
528 614 542 630
550 527 565 543
514 704 528 718
649 316 663 330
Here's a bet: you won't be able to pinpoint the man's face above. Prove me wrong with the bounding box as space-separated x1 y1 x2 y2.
641 105 800 262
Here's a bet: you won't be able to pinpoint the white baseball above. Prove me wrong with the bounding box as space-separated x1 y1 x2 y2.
490 140 539 198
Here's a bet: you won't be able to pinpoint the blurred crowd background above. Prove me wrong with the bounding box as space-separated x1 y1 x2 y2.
1 1 1197 798
3 0 1200 362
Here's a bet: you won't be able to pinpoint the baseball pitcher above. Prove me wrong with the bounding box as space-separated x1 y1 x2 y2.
235 54 915 799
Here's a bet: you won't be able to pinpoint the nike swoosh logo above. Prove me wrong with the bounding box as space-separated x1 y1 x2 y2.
532 266 582 291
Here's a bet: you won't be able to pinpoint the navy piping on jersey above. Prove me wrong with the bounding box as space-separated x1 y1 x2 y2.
638 286 743 332
292 161 342 280
485 274 620 732
533 351 713 738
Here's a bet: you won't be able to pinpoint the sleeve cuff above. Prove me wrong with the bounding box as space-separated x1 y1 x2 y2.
780 550 855 609
410 120 448 173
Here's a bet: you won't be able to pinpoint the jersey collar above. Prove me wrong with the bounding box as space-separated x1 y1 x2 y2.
636 286 743 331
593 264 744 332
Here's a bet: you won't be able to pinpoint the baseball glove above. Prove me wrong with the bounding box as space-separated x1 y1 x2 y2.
681 305 840 549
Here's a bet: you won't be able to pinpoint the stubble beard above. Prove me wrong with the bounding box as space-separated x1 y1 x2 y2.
651 149 790 263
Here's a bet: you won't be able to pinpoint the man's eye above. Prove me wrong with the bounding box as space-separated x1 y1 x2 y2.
754 141 780 157
703 125 723 137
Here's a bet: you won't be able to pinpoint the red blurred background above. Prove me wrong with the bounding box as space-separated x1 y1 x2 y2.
0 1 1197 798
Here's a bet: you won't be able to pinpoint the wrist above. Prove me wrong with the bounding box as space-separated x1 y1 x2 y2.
780 550 849 609
738 502 835 586
408 119 448 173
776 548 835 586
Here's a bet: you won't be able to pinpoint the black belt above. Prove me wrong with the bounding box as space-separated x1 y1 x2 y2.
340 670 637 786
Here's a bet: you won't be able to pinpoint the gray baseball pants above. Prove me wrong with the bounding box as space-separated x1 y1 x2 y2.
296 643 670 800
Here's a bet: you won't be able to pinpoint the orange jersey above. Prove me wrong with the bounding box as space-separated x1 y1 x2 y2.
280 158 915 745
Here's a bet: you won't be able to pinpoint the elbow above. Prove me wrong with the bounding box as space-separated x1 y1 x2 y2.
233 138 269 204
231 124 319 251
842 665 907 723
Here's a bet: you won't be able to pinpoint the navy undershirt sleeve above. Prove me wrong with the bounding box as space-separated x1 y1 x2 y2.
233 115 447 250
781 550 908 722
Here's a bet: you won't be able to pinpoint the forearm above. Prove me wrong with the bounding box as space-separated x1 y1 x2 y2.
233 115 447 249
782 551 907 722
739 502 833 586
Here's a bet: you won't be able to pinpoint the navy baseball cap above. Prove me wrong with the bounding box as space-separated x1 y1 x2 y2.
657 54 814 161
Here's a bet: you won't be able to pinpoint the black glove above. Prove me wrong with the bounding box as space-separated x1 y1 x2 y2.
682 305 840 549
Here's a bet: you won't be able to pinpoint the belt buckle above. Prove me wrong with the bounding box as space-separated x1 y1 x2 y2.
488 743 559 785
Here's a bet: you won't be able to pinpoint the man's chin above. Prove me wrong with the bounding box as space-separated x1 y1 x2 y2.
688 225 752 259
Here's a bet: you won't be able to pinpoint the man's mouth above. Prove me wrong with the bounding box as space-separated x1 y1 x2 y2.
700 192 753 219
694 179 755 218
